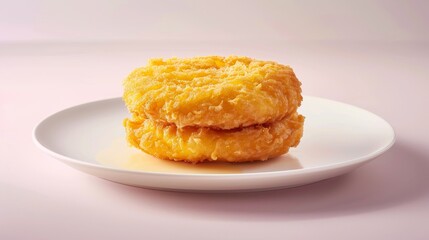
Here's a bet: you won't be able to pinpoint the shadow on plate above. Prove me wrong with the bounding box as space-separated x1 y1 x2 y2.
93 141 429 221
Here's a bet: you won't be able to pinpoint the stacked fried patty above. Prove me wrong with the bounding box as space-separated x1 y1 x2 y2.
123 56 304 163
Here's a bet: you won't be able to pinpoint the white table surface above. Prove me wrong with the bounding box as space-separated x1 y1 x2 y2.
1 41 428 239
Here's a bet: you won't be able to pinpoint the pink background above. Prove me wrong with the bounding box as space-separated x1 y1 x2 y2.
1 1 429 239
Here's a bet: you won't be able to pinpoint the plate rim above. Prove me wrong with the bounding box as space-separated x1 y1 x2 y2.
33 96 396 178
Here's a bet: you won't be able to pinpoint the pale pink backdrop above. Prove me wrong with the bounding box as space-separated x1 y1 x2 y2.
1 1 429 239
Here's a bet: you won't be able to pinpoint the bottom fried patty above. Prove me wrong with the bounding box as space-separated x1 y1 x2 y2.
124 113 304 163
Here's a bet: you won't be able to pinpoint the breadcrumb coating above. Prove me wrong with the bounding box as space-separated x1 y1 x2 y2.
123 56 302 129
124 113 304 163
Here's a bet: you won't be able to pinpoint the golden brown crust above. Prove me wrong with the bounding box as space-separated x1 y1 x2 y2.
123 56 302 129
124 113 304 163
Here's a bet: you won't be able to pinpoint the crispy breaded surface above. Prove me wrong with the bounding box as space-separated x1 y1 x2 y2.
123 56 302 129
124 113 304 163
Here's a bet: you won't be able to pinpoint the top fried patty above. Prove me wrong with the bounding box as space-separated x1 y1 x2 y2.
123 56 302 129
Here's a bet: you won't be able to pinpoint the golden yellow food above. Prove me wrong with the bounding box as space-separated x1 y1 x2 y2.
123 56 304 163
123 56 302 129
124 113 304 163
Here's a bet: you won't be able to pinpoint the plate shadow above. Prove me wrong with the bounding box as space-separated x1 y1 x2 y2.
92 141 429 221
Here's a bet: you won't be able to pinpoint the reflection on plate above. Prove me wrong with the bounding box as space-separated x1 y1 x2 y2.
33 96 395 192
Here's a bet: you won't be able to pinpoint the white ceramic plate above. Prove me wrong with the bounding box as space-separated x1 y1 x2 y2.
33 97 395 192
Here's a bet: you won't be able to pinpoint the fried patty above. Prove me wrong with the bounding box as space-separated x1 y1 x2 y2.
123 56 304 163
123 56 302 129
124 113 304 163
